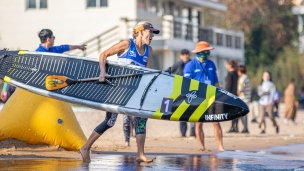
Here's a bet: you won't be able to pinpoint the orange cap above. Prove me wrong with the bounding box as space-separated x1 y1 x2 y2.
191 41 214 53
133 21 160 34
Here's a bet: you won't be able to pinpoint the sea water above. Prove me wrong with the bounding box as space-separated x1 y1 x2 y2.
0 144 303 171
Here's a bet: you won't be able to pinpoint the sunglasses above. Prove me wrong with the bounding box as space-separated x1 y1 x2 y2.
50 36 56 39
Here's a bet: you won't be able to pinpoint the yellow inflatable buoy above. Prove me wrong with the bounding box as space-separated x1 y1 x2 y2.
0 88 87 151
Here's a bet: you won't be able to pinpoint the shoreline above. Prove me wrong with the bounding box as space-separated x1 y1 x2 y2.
0 134 303 160
0 104 303 160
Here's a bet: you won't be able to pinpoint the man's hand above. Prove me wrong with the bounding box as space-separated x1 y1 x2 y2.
99 72 110 82
78 45 87 51
69 45 87 51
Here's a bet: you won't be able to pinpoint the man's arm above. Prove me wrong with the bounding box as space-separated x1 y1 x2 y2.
99 40 130 82
69 45 87 51
146 46 153 69
214 74 220 87
213 62 220 87
183 62 193 79
171 61 182 74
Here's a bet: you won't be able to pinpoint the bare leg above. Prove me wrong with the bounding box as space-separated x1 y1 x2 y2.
80 112 118 162
195 122 205 150
212 122 225 151
136 134 146 160
80 131 101 162
135 134 156 163
134 117 155 163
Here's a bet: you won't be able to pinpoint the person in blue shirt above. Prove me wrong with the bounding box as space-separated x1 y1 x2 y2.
36 29 86 53
183 41 225 152
80 21 159 163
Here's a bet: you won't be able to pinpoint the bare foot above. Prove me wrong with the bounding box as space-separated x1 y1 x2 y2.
136 156 156 164
218 147 225 152
80 148 91 163
125 142 130 147
198 148 211 152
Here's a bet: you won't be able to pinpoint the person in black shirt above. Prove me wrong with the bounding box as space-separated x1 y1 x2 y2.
171 49 195 138
225 59 239 133
172 49 191 75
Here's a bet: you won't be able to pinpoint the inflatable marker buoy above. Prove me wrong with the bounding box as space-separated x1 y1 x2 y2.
0 88 87 150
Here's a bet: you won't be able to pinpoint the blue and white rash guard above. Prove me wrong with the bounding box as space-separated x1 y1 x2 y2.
118 38 149 67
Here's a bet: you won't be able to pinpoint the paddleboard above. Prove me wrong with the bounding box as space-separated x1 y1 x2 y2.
0 50 249 122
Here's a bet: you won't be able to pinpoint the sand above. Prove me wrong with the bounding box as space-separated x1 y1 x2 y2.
0 103 303 160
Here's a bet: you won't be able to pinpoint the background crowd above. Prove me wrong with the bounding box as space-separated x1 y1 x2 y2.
169 47 303 151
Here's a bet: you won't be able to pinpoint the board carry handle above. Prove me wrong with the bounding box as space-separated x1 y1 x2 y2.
45 70 163 91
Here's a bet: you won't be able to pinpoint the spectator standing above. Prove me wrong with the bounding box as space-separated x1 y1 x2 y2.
183 41 225 152
258 71 279 134
237 65 251 133
225 60 239 133
283 79 298 125
171 49 195 138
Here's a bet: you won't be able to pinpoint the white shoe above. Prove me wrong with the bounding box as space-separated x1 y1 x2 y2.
289 121 296 126
283 119 288 124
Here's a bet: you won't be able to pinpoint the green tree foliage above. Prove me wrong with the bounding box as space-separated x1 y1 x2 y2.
250 46 304 92
224 0 298 66
205 0 302 93
268 46 304 94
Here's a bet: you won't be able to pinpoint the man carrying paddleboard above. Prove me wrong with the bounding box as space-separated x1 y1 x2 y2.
183 41 225 152
80 21 159 163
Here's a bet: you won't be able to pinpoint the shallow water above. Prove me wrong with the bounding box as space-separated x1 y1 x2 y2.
0 144 303 171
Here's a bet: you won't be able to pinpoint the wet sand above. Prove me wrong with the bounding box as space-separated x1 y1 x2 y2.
0 104 303 170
